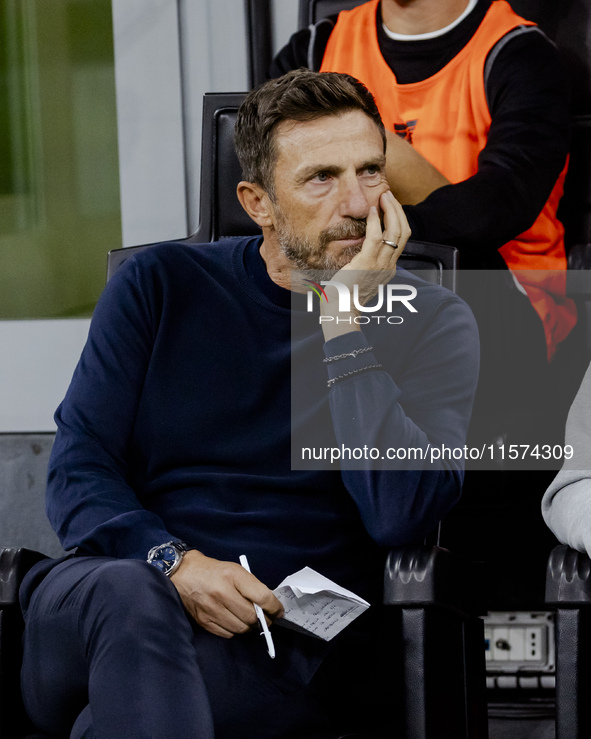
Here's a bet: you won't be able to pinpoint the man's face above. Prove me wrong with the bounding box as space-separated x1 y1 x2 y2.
269 110 389 271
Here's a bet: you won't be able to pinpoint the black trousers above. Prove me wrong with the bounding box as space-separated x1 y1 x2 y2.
21 556 387 739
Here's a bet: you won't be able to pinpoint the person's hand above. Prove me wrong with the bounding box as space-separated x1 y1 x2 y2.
340 188 410 300
320 189 411 341
170 550 284 638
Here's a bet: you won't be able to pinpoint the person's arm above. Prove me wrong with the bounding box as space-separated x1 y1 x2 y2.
403 30 570 254
47 258 174 559
542 362 591 558
325 299 478 546
385 130 450 205
47 252 283 636
320 192 479 546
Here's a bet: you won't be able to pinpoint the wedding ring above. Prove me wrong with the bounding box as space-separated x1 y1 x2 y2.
382 239 399 248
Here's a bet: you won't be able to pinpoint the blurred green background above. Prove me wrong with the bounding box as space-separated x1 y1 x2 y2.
0 0 121 318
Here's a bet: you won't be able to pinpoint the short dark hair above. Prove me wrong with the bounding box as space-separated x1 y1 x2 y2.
234 69 386 199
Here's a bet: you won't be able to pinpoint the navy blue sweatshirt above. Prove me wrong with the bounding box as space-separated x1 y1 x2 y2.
43 238 478 604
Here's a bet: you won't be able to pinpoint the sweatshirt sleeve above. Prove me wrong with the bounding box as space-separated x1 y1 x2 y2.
324 295 480 547
542 362 591 557
46 256 176 559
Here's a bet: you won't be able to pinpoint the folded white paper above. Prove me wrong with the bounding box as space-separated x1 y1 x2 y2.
273 566 370 641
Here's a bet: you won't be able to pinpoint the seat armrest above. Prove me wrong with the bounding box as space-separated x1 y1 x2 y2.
0 548 48 608
545 543 591 605
545 545 591 738
0 548 48 738
383 545 488 738
384 545 486 616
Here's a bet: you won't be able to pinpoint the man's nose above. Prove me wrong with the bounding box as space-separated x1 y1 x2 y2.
339 176 370 220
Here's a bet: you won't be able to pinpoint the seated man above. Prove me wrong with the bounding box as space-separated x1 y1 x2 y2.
271 0 575 365
19 70 479 739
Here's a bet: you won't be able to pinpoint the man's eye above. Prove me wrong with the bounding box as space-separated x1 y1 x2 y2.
313 172 330 182
365 166 380 176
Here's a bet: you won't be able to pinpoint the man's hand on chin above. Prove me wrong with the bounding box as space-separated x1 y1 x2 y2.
171 549 284 638
320 190 411 342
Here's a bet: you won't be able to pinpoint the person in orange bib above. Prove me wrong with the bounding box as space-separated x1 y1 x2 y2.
271 0 575 366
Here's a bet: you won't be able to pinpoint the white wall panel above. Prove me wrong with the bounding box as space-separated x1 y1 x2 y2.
112 0 187 246
0 320 90 432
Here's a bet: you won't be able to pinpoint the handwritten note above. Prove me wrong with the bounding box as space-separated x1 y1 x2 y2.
273 567 370 641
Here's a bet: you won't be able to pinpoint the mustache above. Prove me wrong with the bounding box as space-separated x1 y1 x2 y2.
319 219 366 248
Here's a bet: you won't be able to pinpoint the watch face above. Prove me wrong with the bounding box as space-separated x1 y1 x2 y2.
147 541 188 576
152 545 179 574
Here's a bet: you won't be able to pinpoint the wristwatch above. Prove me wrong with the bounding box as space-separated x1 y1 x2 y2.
146 540 190 577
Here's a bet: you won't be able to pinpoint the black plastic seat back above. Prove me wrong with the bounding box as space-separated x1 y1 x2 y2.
191 93 260 244
298 0 364 28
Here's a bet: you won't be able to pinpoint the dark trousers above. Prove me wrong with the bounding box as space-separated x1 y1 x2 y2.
21 556 386 739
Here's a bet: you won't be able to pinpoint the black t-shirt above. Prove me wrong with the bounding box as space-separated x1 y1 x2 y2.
269 0 571 267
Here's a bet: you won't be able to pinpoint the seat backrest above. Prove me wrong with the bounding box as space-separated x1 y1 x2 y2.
298 0 365 28
191 93 261 244
108 93 458 291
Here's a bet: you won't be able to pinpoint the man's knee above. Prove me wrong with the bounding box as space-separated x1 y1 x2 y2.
82 558 186 633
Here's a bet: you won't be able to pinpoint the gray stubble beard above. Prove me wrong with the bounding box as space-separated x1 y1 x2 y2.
275 216 366 273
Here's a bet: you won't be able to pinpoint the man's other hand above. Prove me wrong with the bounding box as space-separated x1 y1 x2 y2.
170 550 284 638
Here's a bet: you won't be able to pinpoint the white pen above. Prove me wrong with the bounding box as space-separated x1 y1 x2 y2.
239 554 276 659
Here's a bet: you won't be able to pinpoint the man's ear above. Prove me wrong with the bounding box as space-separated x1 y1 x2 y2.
236 181 275 229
